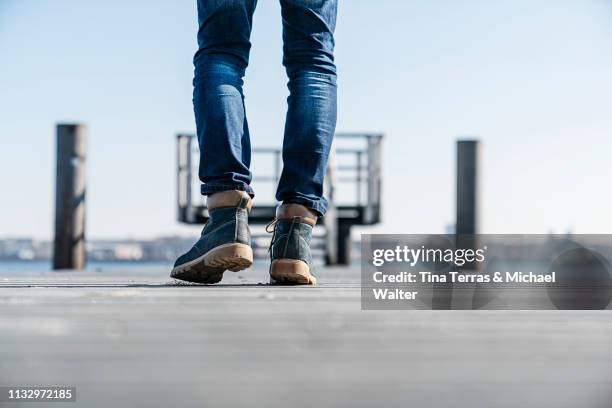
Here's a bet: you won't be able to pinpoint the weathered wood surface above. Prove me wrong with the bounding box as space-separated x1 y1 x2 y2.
1 264 611 408
53 124 87 270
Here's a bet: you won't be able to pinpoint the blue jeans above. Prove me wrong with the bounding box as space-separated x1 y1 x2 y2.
193 0 338 215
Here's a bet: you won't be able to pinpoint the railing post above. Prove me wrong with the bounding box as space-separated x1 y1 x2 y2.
366 135 382 224
177 134 194 223
274 150 281 190
336 221 352 265
356 151 362 205
324 144 338 265
53 123 87 270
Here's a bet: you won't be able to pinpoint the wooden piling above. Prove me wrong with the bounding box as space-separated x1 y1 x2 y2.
53 124 87 270
433 139 480 309
456 140 480 237
456 139 482 275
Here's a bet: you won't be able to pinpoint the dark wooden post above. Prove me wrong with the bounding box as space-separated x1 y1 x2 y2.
456 139 481 275
433 139 480 309
456 140 479 237
53 124 87 270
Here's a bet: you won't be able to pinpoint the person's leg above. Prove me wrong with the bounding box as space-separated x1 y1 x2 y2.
276 0 338 216
194 0 257 197
269 0 338 285
172 0 257 283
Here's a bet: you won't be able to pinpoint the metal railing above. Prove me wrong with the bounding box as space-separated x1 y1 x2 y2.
177 132 383 264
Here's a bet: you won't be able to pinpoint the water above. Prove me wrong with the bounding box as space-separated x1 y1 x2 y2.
0 260 173 273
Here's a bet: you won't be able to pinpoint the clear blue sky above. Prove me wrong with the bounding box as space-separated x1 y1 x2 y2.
1 0 612 239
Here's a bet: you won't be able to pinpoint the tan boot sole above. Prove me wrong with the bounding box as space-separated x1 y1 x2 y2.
269 259 316 286
171 243 253 284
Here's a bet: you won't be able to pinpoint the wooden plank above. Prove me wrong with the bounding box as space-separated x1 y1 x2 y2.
1 266 611 408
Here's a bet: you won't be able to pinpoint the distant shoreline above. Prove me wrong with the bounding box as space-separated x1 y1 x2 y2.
0 260 173 273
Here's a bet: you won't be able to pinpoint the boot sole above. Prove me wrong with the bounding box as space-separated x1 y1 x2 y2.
171 243 253 284
269 259 316 286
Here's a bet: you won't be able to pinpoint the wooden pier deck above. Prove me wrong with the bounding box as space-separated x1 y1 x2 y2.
1 264 611 408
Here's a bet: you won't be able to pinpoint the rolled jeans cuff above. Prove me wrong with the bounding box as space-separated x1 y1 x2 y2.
201 183 255 198
282 197 328 217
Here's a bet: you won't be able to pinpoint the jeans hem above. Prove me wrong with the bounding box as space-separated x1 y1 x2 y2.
201 184 255 198
282 197 327 216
